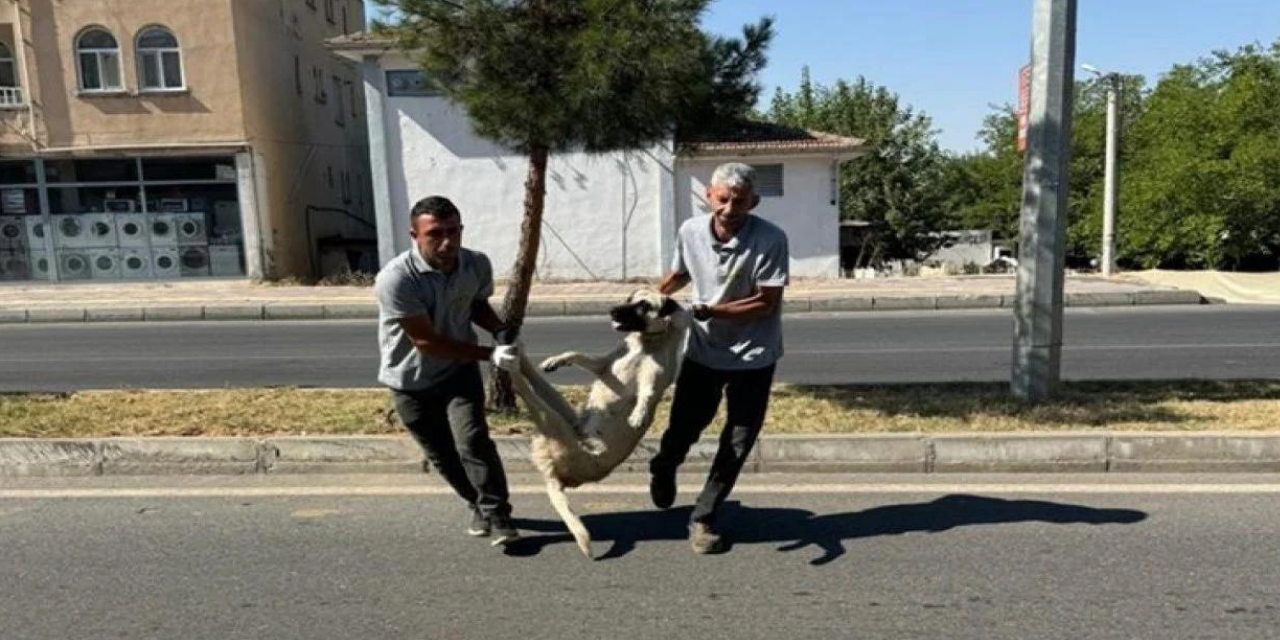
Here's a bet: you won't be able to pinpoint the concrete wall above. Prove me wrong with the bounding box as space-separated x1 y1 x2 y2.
674 156 841 278
1 0 246 152
231 0 373 278
374 54 670 281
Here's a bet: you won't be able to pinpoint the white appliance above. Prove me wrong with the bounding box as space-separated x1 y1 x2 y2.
175 212 208 246
120 249 151 279
0 216 27 250
53 215 89 249
150 214 178 247
28 250 51 280
103 199 136 213
209 245 244 277
152 247 180 278
25 217 48 249
0 250 29 280
58 251 91 280
89 248 121 279
179 246 210 278
83 213 118 248
158 199 189 212
115 214 148 248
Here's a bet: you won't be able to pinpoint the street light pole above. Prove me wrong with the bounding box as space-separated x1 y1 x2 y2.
1083 65 1121 276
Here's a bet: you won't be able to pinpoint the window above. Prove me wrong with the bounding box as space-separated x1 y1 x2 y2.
324 0 335 23
294 56 302 95
751 164 784 197
385 69 441 97
76 28 123 92
0 42 17 87
136 26 184 91
348 80 358 119
305 0 316 8
341 4 349 34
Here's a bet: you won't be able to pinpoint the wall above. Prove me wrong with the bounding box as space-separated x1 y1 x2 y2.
2 0 246 152
232 0 373 278
375 54 670 281
674 156 841 278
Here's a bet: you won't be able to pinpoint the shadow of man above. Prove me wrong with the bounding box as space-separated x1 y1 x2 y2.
506 494 1147 565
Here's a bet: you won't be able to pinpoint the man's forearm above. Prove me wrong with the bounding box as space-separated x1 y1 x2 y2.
708 295 773 320
658 272 690 296
410 335 494 362
472 300 507 334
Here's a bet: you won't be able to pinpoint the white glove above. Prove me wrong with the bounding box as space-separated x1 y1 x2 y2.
490 345 520 372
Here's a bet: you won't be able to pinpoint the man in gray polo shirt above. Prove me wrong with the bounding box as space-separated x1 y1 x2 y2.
375 195 521 546
651 162 789 554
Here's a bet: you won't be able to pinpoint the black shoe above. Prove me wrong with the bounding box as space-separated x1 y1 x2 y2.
466 506 490 537
650 468 676 509
689 522 725 555
489 513 519 547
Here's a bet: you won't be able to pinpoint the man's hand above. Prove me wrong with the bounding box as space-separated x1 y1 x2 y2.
490 345 521 372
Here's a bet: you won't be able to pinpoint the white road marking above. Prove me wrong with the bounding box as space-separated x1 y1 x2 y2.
2 483 1280 500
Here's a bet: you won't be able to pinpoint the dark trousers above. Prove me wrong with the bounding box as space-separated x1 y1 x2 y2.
650 358 777 526
392 364 511 517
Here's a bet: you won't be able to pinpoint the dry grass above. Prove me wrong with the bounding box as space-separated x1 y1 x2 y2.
4 380 1280 438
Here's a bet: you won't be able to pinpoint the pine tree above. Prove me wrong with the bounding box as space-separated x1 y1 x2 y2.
375 0 772 408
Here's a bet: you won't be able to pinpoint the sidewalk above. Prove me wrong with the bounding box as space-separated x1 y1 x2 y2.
2 432 1277 477
0 275 1204 323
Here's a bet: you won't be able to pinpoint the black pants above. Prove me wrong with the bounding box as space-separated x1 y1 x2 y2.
392 364 511 517
650 358 776 526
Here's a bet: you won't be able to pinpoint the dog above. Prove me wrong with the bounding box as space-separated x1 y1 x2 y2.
505 290 690 558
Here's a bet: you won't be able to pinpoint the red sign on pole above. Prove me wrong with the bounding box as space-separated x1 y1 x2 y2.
1017 64 1032 153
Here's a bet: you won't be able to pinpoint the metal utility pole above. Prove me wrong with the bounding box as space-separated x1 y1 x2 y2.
1012 0 1077 402
1082 66 1122 277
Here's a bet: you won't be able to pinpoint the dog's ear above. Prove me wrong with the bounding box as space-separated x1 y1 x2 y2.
658 297 682 317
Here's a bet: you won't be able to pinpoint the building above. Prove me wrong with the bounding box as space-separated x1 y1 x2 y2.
329 33 867 280
0 0 373 283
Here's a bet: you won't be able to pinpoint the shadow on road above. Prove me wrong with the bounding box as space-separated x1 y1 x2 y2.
506 494 1147 565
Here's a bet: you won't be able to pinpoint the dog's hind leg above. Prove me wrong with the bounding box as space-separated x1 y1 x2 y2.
546 478 593 558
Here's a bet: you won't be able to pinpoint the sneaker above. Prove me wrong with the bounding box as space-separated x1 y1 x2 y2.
466 507 490 537
650 468 676 509
689 522 725 555
489 513 519 547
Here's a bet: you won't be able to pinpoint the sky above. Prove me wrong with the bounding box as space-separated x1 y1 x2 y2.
363 0 1280 153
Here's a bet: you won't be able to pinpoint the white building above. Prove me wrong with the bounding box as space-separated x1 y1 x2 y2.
330 33 866 280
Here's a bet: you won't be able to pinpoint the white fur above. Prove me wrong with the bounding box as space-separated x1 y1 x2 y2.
508 290 690 558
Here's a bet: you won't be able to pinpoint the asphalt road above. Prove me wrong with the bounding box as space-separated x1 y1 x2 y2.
0 305 1277 391
3 472 1279 639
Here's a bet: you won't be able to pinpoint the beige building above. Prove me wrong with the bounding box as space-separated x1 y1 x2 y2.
0 0 373 282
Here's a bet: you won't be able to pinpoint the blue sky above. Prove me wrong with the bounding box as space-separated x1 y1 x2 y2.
363 1 1280 153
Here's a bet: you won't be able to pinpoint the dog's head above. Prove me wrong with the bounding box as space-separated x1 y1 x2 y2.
609 289 683 334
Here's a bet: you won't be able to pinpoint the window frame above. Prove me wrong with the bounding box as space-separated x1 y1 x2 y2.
0 41 18 88
75 27 124 94
135 25 186 93
751 163 785 198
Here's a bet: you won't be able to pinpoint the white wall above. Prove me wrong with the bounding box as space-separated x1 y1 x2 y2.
675 156 841 278
375 59 670 280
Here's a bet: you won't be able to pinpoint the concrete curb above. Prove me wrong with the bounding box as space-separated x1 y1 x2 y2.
0 289 1206 324
3 432 1277 477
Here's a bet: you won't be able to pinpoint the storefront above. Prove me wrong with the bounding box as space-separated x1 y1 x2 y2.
0 155 247 282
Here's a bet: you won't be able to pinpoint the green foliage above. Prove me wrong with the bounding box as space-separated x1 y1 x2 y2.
951 40 1280 271
766 68 949 266
373 0 773 154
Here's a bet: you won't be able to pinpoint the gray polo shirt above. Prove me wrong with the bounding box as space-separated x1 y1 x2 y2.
374 247 495 390
672 214 789 370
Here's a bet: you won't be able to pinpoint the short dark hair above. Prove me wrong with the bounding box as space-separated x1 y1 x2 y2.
411 196 461 222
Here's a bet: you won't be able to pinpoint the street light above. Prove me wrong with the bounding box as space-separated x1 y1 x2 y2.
1082 63 1120 276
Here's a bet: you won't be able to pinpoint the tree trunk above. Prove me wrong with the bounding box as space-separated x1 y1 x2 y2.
487 145 550 413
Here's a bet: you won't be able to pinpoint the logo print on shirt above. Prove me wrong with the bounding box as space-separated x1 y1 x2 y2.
730 341 765 362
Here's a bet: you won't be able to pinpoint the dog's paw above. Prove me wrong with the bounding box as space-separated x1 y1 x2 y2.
627 410 648 430
539 356 567 372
